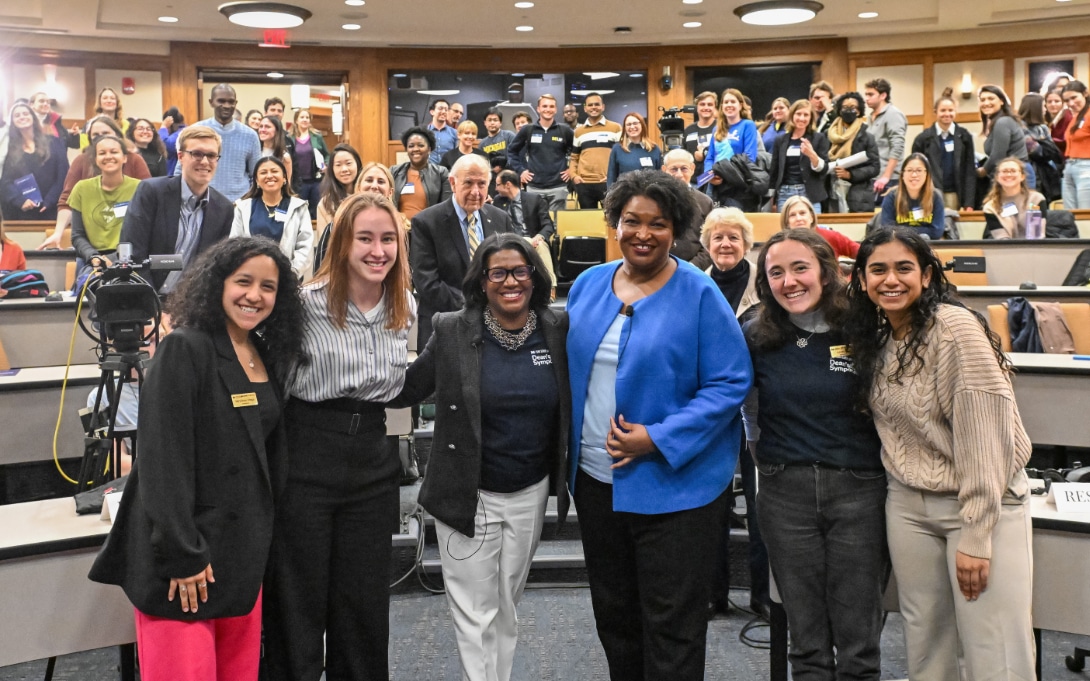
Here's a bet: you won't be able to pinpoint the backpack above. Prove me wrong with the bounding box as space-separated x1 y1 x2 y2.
0 269 50 298
1062 248 1090 286
1046 210 1079 239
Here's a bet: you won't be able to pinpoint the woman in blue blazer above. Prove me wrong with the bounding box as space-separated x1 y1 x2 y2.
566 169 753 681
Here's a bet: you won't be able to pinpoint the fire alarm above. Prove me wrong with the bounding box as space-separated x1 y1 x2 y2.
121 77 135 95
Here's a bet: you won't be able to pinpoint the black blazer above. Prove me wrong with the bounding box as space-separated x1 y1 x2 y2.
769 131 830 204
409 200 513 345
911 125 977 210
393 307 571 537
492 190 556 241
89 327 287 620
120 176 234 291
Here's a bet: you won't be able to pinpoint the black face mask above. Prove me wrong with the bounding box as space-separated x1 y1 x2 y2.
839 109 859 125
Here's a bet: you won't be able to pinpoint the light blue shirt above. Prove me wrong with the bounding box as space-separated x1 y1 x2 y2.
579 314 625 483
173 118 260 202
452 200 483 253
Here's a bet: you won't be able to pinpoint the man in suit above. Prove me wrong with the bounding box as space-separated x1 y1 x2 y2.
492 169 557 294
411 153 513 345
122 125 234 294
663 149 713 271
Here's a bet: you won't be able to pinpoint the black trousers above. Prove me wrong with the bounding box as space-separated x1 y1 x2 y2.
574 182 607 209
574 469 727 681
263 400 400 681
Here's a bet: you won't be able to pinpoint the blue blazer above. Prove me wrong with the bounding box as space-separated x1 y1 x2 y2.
566 258 753 514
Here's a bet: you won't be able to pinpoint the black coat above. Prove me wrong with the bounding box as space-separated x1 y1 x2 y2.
393 307 570 537
831 125 881 213
492 190 556 241
120 176 234 291
911 125 977 210
769 131 830 204
409 200 513 345
89 327 287 619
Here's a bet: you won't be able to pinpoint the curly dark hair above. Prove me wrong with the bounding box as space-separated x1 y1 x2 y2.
461 233 552 312
400 126 435 151
843 228 1009 409
603 169 695 240
125 118 167 158
834 91 865 118
748 228 848 351
167 237 304 372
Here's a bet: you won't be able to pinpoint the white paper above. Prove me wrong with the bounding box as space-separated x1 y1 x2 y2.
827 151 868 171
1048 483 1090 513
102 490 123 523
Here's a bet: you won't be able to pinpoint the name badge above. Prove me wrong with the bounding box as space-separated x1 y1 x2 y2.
531 134 543 144
113 202 129 218
685 132 699 142
401 183 416 195
274 208 288 222
1001 202 1019 218
911 207 925 221
232 392 258 408
786 146 802 157
598 133 613 143
829 344 852 358
639 156 654 167
944 140 955 152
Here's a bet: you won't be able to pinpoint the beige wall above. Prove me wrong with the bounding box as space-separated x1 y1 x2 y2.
856 64 925 116
10 65 86 119
95 69 163 122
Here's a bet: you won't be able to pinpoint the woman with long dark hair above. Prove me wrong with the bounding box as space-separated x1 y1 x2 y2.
1061 80 1090 208
744 228 887 681
977 84 1033 188
316 143 362 229
68 134 140 272
231 156 313 277
127 118 168 177
1046 88 1073 155
90 237 304 681
844 227 1034 681
879 153 945 239
0 102 69 221
258 115 293 184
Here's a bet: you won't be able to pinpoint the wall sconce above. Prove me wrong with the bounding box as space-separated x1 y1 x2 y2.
290 84 311 110
960 73 974 100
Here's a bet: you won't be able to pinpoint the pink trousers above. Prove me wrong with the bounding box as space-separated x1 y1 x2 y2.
133 590 262 681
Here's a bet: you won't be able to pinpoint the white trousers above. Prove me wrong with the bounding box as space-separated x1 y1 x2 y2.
434 476 550 681
886 475 1035 681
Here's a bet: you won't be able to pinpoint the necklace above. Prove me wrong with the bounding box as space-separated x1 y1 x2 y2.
262 199 279 219
231 338 257 369
795 330 816 348
484 307 537 352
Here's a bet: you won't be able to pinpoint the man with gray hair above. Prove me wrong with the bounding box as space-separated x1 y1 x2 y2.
410 154 514 344
662 149 713 270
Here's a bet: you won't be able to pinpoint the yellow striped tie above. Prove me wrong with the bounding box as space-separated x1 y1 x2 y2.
468 213 480 257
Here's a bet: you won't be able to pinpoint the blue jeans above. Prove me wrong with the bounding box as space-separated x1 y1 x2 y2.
756 463 889 681
1063 158 1090 209
777 184 822 214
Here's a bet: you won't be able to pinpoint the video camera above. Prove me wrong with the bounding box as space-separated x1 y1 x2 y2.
657 105 697 151
79 243 182 356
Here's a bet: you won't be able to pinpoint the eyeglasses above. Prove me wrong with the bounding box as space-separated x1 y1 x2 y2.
903 168 927 176
134 125 155 133
181 150 221 162
484 266 534 283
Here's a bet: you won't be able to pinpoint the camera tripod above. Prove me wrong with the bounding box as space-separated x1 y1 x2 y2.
77 349 148 492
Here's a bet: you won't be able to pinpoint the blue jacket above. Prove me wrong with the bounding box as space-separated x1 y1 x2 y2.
566 258 753 514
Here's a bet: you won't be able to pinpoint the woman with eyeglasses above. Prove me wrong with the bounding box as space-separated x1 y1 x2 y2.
879 153 945 239
127 118 168 178
393 232 569 681
981 158 1047 239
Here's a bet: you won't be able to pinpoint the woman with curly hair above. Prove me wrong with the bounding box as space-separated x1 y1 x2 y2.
743 228 887 680
263 192 416 681
844 228 1034 681
127 117 169 177
90 237 304 681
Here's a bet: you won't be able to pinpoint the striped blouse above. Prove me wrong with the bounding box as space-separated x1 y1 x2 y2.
291 281 417 403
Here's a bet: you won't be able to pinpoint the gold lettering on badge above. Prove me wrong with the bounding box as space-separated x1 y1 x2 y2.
232 393 259 408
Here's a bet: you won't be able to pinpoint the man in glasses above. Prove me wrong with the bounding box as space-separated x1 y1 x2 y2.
123 126 234 294
172 83 260 202
411 154 513 345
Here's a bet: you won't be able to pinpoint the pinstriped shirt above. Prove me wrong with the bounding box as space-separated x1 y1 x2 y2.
291 281 417 403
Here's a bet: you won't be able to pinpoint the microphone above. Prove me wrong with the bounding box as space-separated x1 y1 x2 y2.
624 305 634 317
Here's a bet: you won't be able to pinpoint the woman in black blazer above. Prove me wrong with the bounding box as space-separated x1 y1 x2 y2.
89 237 304 681
394 233 570 681
769 99 830 212
911 93 977 211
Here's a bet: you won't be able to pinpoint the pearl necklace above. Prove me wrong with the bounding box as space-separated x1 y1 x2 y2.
484 308 537 352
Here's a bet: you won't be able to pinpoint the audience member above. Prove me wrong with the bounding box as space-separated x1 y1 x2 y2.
982 157 1047 239
662 149 713 270
977 84 1032 188
70 87 128 147
258 115 293 183
0 214 28 276
173 84 261 203
512 112 532 132
768 99 829 212
569 93 620 208
708 88 759 169
879 153 945 239
1062 80 1090 209
827 92 881 213
780 195 858 259
410 154 513 346
911 92 977 211
508 94 574 213
244 110 263 132
427 98 457 164
69 134 140 272
864 78 907 198
1 102 69 222
447 102 465 128
684 91 718 181
289 109 328 220
606 113 662 187
127 118 168 178
758 97 790 152
563 103 580 128
316 143 362 229
29 92 72 142
479 108 517 170
1020 92 1062 201
1046 88 1073 155
159 107 186 176
492 169 557 292
230 156 313 276
441 120 489 170
809 81 836 133
124 125 234 294
392 126 452 222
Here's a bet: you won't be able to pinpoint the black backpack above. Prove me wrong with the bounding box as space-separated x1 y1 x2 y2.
1062 249 1090 286
0 269 50 298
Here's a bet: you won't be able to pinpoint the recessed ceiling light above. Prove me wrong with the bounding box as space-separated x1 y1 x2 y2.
583 72 620 80
629 73 643 78
515 25 533 31
858 11 878 18
158 15 179 22
683 21 702 27
345 0 365 5
683 0 703 4
511 73 526 77
734 1 823 26
267 72 284 78
218 2 312 29
514 1 535 7
393 73 407 78
342 23 361 29
571 89 615 96
418 89 461 96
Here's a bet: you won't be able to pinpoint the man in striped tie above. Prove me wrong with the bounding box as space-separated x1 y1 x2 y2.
410 154 513 346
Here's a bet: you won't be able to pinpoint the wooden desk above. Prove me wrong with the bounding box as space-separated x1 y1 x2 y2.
932 240 1090 287
23 249 76 292
956 286 1090 314
0 498 135 674
0 294 98 367
1010 353 1090 448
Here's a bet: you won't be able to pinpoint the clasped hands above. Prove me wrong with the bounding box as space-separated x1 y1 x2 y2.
605 414 654 469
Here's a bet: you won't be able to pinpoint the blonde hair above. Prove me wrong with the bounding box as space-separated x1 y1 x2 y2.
620 113 653 153
701 207 754 251
177 125 222 154
457 120 478 135
779 195 817 230
356 162 396 199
